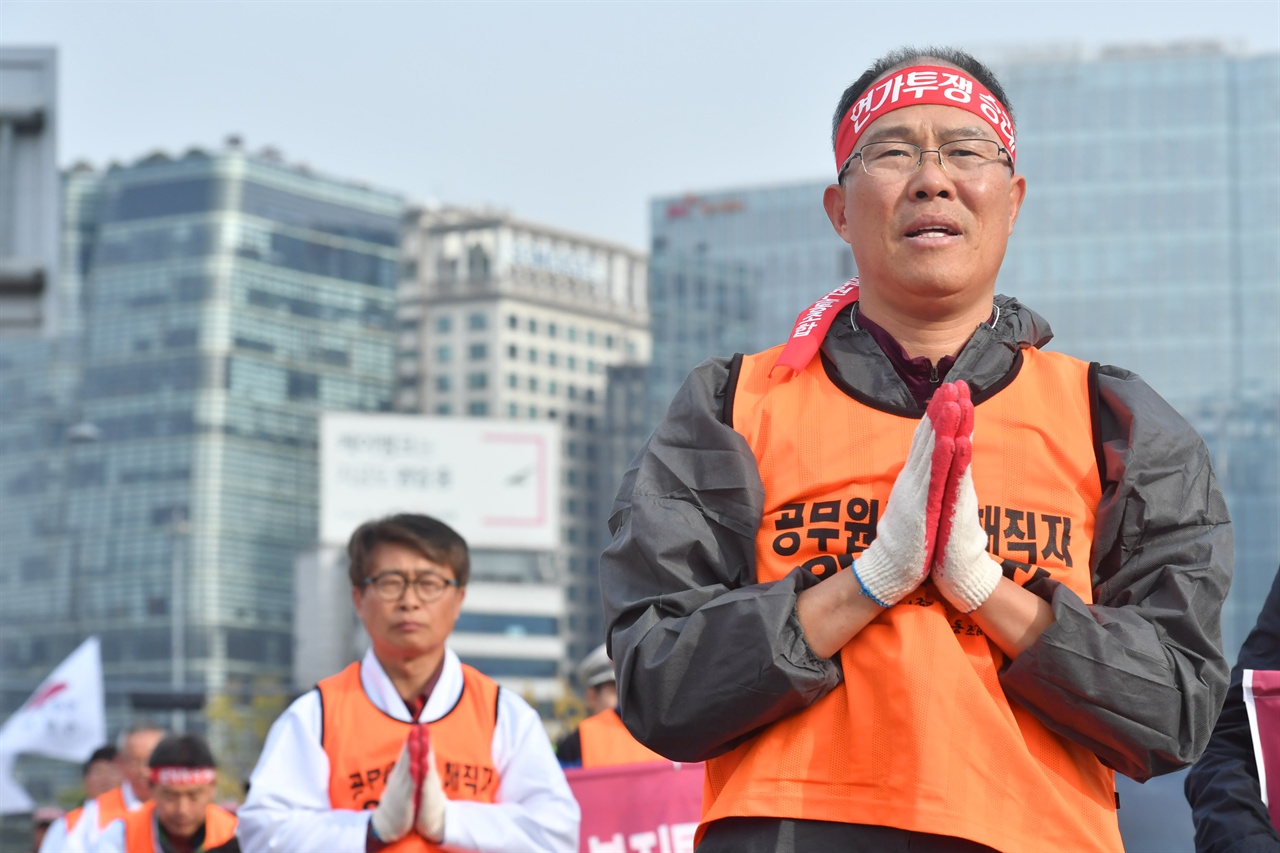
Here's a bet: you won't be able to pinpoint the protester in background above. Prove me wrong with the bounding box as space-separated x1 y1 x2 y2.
602 45 1232 852
38 745 122 852
1186 563 1280 852
556 644 664 769
91 733 238 853
83 746 124 800
30 806 63 853
239 513 579 852
49 723 166 853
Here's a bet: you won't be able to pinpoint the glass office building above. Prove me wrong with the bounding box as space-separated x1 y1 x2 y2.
0 144 402 731
993 43 1280 657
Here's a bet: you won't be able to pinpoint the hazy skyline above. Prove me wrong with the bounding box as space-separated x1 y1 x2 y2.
5 0 1279 248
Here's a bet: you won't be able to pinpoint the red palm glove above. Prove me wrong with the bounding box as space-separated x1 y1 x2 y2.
932 381 1002 613
852 383 962 606
413 724 446 843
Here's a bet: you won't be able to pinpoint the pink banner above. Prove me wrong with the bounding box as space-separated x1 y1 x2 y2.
1244 669 1280 828
565 761 705 853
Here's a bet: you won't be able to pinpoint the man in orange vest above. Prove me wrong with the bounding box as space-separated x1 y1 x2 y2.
53 723 167 853
238 513 579 851
601 46 1232 852
91 733 238 853
38 745 122 852
556 644 664 769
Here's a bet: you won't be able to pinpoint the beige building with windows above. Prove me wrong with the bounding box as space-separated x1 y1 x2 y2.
398 206 650 665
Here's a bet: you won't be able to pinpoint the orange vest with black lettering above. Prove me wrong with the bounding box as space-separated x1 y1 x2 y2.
704 344 1121 852
120 800 238 852
318 661 500 853
580 709 667 768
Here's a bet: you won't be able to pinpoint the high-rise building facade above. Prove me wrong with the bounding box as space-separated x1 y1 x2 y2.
645 42 1278 849
0 143 403 734
399 207 650 665
990 43 1280 657
0 46 59 334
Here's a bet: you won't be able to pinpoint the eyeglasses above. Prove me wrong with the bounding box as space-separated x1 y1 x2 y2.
362 571 460 602
840 139 1011 181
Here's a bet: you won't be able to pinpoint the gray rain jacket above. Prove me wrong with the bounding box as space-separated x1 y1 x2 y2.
601 294 1232 783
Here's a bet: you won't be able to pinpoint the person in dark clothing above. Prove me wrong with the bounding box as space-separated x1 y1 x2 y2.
1187 564 1280 852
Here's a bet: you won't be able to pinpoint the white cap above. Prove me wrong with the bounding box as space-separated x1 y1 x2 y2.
576 643 615 688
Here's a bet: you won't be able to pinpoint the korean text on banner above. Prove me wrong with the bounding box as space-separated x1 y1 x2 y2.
565 761 703 853
1244 668 1280 829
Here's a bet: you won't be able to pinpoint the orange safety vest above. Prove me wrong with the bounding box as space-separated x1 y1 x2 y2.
318 661 500 853
64 805 83 832
579 709 667 768
702 345 1121 852
92 786 131 830
120 800 237 853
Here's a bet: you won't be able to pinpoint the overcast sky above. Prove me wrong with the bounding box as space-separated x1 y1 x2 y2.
5 0 1278 249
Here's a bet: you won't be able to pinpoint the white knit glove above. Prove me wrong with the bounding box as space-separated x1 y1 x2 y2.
415 726 446 843
932 381 1002 613
369 725 423 844
852 384 961 606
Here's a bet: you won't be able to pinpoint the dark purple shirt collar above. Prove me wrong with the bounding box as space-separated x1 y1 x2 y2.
854 304 992 409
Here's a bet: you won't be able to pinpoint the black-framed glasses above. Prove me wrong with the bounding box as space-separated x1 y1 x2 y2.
839 139 1011 181
362 571 460 602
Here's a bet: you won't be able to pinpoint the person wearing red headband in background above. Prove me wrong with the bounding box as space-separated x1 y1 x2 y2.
91 733 238 853
601 45 1232 852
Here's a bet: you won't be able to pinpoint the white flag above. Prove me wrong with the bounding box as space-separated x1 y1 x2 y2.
0 753 33 814
0 636 107 815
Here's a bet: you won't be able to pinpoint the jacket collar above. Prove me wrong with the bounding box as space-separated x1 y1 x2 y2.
823 294 1053 410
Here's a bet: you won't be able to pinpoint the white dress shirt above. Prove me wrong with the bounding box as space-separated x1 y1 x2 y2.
237 647 580 852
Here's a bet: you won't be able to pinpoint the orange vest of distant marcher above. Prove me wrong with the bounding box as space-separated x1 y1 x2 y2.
318 661 500 853
120 800 237 853
702 345 1122 852
579 709 667 768
70 786 130 833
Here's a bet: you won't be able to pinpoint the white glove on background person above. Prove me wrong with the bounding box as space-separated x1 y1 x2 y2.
415 726 446 843
369 724 423 845
371 723 446 845
932 381 1002 613
853 383 961 606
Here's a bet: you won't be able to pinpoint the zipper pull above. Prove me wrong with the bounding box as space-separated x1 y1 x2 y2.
929 363 940 384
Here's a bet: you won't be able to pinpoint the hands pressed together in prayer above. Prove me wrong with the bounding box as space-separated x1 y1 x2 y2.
853 380 1002 614
370 723 446 850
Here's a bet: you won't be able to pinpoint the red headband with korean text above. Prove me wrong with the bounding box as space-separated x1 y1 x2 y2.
835 65 1016 174
151 766 216 786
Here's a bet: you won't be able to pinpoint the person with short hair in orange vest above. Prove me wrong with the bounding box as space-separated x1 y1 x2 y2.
39 744 122 852
556 644 665 769
51 724 167 853
238 513 579 852
602 45 1232 853
90 733 237 853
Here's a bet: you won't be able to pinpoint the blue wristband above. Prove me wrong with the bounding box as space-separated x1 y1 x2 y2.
851 559 890 608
